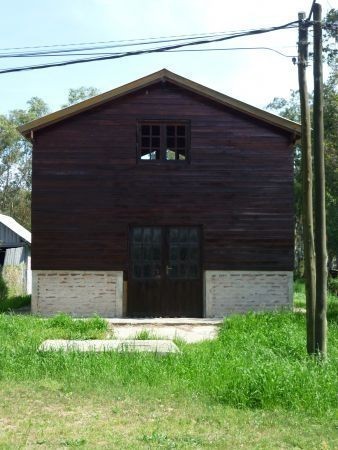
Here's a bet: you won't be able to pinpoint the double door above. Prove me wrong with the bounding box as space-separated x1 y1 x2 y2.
128 226 203 317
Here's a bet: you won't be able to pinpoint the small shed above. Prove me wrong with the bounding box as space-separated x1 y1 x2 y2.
0 214 31 294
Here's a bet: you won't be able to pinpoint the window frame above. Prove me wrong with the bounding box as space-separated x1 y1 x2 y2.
136 119 190 164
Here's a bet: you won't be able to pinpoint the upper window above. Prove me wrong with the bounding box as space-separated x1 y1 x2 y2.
138 121 189 162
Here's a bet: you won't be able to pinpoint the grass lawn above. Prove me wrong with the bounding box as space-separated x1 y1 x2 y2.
0 287 337 449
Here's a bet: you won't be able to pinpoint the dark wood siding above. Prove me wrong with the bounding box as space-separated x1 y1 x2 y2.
32 81 294 271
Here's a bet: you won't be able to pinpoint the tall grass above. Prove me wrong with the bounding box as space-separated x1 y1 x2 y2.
294 279 338 323
0 308 337 416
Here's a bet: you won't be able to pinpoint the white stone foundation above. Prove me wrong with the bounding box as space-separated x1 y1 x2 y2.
205 271 293 317
32 271 123 317
32 269 292 318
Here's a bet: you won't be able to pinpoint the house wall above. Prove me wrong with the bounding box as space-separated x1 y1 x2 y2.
32 81 294 274
31 81 295 316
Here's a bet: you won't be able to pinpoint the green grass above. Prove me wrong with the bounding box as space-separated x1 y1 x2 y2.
0 287 337 448
294 278 338 323
134 329 160 340
1 385 336 449
0 310 337 415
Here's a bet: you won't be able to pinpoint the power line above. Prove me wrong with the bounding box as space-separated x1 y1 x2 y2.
0 46 296 59
0 25 298 59
169 47 297 58
0 26 287 52
0 20 299 75
0 32 234 58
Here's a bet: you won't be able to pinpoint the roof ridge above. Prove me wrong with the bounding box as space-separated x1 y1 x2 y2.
18 69 301 138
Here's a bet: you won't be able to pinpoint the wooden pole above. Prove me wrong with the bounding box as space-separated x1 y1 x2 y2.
297 12 316 354
313 2 328 356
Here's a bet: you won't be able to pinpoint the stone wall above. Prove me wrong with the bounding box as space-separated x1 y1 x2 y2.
205 271 293 317
32 271 123 317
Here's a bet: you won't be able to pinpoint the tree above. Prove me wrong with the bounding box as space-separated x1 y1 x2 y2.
322 8 338 67
267 91 304 276
62 86 99 108
0 98 49 229
323 71 338 268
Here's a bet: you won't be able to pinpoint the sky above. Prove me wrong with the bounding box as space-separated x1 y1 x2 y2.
1 0 336 114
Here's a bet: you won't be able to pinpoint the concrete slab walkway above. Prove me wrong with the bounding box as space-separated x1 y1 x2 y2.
39 339 180 354
106 318 223 343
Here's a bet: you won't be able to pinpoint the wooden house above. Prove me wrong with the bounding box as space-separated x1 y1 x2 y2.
19 69 300 317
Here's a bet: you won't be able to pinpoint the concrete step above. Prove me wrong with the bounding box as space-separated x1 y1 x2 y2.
106 318 223 326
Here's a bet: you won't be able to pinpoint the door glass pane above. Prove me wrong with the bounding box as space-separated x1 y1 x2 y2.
132 227 162 279
168 227 200 279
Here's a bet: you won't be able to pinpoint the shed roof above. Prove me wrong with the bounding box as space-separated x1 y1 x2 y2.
19 68 301 138
0 214 31 245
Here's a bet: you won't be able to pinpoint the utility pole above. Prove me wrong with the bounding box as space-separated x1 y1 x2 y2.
297 12 316 354
313 2 328 356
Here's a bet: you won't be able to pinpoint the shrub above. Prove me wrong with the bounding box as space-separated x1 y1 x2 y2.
0 295 31 313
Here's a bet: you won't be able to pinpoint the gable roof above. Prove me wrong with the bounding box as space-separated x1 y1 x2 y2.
0 214 31 245
19 68 301 138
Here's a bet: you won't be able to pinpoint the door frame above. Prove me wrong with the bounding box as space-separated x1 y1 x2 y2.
127 224 204 317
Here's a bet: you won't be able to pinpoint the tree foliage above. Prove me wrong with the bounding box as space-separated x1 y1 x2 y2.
322 8 338 67
0 97 49 229
267 71 338 270
62 86 100 108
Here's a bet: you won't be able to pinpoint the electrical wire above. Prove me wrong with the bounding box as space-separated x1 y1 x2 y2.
0 32 234 58
0 47 298 59
0 20 299 75
0 26 288 52
167 47 296 58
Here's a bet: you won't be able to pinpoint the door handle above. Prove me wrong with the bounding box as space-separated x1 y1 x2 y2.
166 266 172 275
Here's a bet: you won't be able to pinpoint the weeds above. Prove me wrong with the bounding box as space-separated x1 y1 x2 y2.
0 307 337 416
134 329 159 340
45 313 107 339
